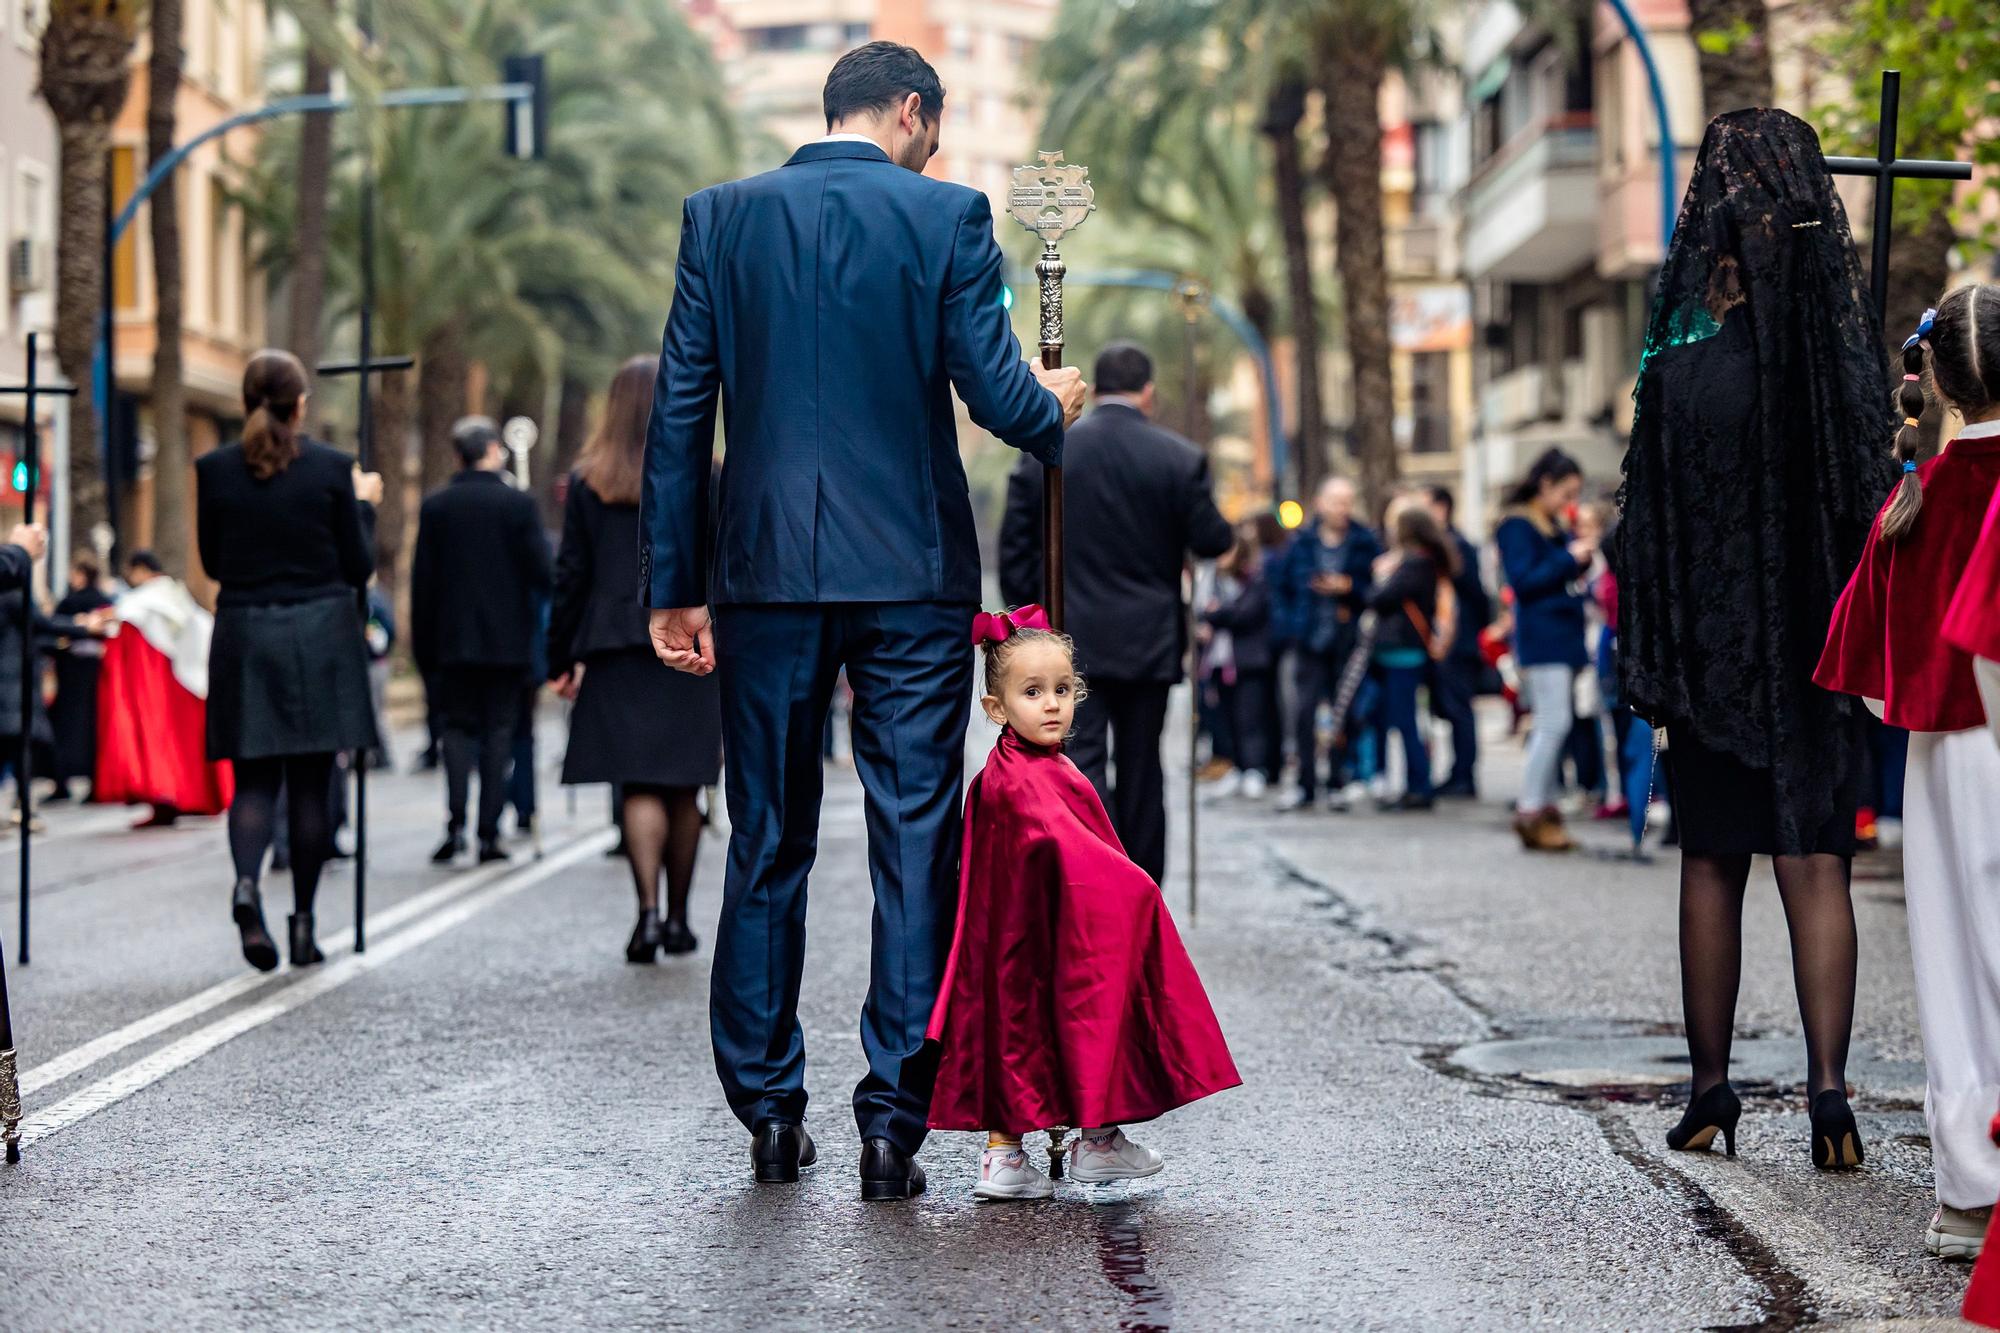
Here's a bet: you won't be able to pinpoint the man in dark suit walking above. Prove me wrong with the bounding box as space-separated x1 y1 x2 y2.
411 417 552 866
1000 343 1234 884
641 42 1086 1199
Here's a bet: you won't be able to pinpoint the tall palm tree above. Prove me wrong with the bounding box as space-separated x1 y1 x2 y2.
1040 0 1329 499
39 0 145 544
146 0 191 573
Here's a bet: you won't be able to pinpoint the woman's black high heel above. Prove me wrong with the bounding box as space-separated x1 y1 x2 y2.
661 918 698 956
289 913 324 967
1810 1089 1864 1169
231 879 279 973
1666 1082 1740 1156
626 908 661 964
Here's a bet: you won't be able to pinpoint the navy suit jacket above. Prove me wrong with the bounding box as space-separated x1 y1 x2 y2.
641 140 1065 608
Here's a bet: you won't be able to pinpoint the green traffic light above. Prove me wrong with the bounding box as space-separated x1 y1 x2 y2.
1000 285 1014 311
10 461 24 493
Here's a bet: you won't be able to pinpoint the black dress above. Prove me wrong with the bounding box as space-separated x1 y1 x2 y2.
195 440 379 761
1617 110 1893 858
549 474 720 787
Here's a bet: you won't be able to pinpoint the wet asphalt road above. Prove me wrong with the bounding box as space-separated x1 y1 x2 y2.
0 703 1978 1330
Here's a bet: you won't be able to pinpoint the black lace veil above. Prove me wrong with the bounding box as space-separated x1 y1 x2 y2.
1617 108 1895 850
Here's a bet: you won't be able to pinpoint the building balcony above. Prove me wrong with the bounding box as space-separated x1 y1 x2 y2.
1461 115 1597 282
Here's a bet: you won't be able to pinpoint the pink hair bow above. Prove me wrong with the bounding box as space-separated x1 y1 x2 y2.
970 604 1050 646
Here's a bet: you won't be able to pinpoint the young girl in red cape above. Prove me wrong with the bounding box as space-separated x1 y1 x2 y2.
1816 285 2000 1265
925 605 1241 1201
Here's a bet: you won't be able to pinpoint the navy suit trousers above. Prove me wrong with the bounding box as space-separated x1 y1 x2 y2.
710 601 973 1153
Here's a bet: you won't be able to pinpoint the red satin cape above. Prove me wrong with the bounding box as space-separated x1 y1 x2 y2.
1816 435 2000 732
925 727 1240 1134
94 629 232 814
1946 481 2000 663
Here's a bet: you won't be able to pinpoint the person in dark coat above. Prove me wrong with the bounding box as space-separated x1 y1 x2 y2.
1001 342 1234 885
1274 476 1382 810
198 349 380 972
48 554 112 802
1197 529 1276 795
411 416 553 866
550 356 722 962
1366 502 1462 810
1425 486 1490 797
0 536 97 824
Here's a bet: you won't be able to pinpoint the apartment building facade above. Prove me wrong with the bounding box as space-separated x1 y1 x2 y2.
0 0 62 539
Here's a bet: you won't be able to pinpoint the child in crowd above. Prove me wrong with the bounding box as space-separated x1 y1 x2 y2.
1366 501 1459 810
925 605 1241 1200
1816 284 2000 1261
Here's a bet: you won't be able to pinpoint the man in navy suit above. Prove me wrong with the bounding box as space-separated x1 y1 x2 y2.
641 42 1086 1200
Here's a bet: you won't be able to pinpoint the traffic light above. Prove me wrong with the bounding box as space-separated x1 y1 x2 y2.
1278 499 1304 529
9 459 25 492
503 55 547 161
1000 284 1014 311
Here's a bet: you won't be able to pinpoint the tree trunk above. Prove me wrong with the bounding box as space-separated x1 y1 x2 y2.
1262 81 1325 503
370 369 416 591
147 0 193 577
1318 45 1399 518
42 6 140 553
52 123 114 547
1686 0 1773 118
288 36 334 377
417 318 468 500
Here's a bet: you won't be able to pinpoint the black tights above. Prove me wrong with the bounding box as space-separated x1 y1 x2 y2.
621 784 702 923
1678 851 1856 1098
230 753 338 915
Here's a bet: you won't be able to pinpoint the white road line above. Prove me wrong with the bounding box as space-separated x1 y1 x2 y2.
20 849 535 1097
20 830 613 1143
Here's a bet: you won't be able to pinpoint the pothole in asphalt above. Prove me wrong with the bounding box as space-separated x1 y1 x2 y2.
1445 1034 1926 1104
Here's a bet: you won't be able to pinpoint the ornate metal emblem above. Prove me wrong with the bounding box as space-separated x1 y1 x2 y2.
1008 151 1095 244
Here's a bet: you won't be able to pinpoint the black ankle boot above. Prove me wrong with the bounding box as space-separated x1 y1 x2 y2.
289 912 324 967
1810 1089 1864 1169
660 918 698 956
231 879 279 973
1666 1082 1740 1155
625 909 661 964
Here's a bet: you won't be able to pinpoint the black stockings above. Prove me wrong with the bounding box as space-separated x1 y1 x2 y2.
621 784 702 923
1679 851 1856 1097
230 753 338 915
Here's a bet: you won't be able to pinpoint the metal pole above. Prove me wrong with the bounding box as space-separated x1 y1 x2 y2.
17 336 39 967
352 0 377 954
1601 0 1678 249
1868 71 1901 322
1178 283 1203 924
100 153 118 570
1037 239 1066 629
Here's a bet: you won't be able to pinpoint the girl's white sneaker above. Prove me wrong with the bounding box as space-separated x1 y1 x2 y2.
1067 1129 1164 1183
973 1146 1055 1201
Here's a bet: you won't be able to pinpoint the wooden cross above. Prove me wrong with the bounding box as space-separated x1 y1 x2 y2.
1823 70 1974 322
317 351 413 954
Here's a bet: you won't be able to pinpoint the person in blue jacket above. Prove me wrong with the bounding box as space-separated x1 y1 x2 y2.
1275 477 1382 811
1494 448 1595 850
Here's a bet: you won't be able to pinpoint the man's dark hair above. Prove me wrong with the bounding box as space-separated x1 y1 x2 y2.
1094 343 1154 397
1426 484 1456 522
823 41 944 128
453 415 502 468
127 549 163 576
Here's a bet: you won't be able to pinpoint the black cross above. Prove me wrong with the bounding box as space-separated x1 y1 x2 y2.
316 351 413 954
0 332 79 970
1824 70 1974 322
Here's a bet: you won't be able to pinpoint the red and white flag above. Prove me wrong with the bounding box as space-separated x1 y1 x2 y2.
95 578 231 814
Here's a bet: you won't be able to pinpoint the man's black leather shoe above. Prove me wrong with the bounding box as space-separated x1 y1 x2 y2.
751 1121 816 1183
859 1137 926 1201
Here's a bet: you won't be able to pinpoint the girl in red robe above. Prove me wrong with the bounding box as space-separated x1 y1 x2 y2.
1944 478 2000 749
926 606 1240 1201
1815 284 2000 1262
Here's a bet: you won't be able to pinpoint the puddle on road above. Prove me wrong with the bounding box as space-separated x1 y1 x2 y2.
1089 1200 1175 1333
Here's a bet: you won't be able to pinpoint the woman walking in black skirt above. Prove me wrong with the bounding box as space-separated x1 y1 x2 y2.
549 356 721 962
197 349 381 972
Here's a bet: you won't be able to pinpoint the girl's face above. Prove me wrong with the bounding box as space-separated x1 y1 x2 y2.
1538 473 1582 517
981 638 1077 745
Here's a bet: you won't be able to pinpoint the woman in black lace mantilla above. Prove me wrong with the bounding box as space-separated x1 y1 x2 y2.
1616 108 1896 1167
